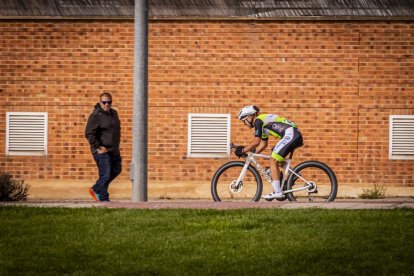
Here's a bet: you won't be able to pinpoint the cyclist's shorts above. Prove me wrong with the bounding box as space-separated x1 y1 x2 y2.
271 127 303 161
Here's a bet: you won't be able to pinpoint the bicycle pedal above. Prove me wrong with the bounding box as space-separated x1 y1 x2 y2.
276 195 287 201
262 197 274 202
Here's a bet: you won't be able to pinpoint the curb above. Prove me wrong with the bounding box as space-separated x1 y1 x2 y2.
0 198 413 209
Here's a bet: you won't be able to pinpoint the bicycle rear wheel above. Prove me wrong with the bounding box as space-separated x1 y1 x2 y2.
211 161 263 202
286 161 338 202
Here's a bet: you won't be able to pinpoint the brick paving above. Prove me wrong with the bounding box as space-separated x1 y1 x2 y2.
1 198 413 209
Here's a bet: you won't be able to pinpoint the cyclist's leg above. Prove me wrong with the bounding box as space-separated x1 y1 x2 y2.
269 157 280 186
263 128 303 200
263 152 285 199
270 127 303 178
268 136 286 193
271 127 303 160
270 127 293 176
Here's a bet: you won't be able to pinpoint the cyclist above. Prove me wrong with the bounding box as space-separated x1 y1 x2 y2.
235 105 303 200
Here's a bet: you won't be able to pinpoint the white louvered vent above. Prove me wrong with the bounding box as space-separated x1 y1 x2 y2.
188 114 231 158
6 112 48 156
389 115 414 160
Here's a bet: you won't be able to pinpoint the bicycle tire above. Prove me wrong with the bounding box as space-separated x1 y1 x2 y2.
211 161 263 202
286 161 338 202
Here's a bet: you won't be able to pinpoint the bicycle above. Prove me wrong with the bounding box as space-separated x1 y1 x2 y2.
211 143 338 202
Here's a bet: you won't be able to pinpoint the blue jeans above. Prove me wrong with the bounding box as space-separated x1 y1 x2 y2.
92 152 122 201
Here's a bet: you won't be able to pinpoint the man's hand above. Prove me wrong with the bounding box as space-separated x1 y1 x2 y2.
97 146 108 154
234 146 246 158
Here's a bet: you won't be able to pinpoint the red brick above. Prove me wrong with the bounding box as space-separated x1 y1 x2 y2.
0 20 413 194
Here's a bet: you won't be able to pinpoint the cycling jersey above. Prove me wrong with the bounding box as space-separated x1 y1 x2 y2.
254 114 298 140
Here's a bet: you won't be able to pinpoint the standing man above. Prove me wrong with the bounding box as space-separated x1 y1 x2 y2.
85 92 122 202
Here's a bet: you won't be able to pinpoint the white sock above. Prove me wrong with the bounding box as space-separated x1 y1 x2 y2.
271 180 282 193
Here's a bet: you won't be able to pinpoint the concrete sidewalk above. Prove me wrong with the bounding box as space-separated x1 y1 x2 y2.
1 197 413 209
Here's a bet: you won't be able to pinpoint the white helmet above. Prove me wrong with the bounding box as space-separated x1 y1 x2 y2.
238 105 259 120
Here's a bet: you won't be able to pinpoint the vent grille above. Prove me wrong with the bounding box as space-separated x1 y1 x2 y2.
389 115 414 160
6 112 48 156
188 114 230 158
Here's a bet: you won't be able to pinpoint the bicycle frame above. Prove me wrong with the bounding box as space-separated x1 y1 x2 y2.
236 152 312 195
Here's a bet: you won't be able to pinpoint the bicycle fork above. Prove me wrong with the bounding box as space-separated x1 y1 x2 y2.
234 156 255 189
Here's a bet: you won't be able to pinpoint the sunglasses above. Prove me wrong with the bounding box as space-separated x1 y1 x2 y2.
101 100 112 105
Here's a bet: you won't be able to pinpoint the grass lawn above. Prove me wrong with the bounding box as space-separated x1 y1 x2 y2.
0 207 413 275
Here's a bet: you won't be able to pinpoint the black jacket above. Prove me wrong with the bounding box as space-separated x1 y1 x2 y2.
85 103 121 155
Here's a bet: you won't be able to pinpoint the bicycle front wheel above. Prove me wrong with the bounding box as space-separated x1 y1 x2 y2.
211 161 263 202
286 161 338 202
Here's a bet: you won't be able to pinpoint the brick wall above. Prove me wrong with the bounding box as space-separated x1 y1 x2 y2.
0 20 413 198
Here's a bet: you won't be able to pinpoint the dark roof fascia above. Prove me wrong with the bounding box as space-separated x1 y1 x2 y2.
1 16 413 21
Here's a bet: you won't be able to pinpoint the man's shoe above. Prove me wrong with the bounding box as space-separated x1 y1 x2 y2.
88 187 100 202
262 192 284 202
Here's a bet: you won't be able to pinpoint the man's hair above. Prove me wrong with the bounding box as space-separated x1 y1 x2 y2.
100 92 112 100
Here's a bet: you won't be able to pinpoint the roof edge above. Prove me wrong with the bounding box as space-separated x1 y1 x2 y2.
1 16 413 21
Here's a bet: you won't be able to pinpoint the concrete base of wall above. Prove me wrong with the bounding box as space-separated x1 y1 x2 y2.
26 180 414 200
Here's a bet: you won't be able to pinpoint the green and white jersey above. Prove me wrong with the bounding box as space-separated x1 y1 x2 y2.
254 114 298 139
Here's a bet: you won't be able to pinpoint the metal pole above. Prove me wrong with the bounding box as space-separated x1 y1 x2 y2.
131 0 148 202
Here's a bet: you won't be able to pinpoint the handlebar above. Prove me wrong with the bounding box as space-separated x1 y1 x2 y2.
230 142 250 158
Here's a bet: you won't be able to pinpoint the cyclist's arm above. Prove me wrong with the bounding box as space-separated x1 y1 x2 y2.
243 137 261 153
242 119 264 154
255 139 268 154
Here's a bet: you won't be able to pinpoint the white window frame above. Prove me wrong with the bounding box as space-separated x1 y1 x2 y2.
6 112 48 156
187 113 231 158
389 115 414 160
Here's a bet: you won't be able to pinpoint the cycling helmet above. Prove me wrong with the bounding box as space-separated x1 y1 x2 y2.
238 105 259 120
